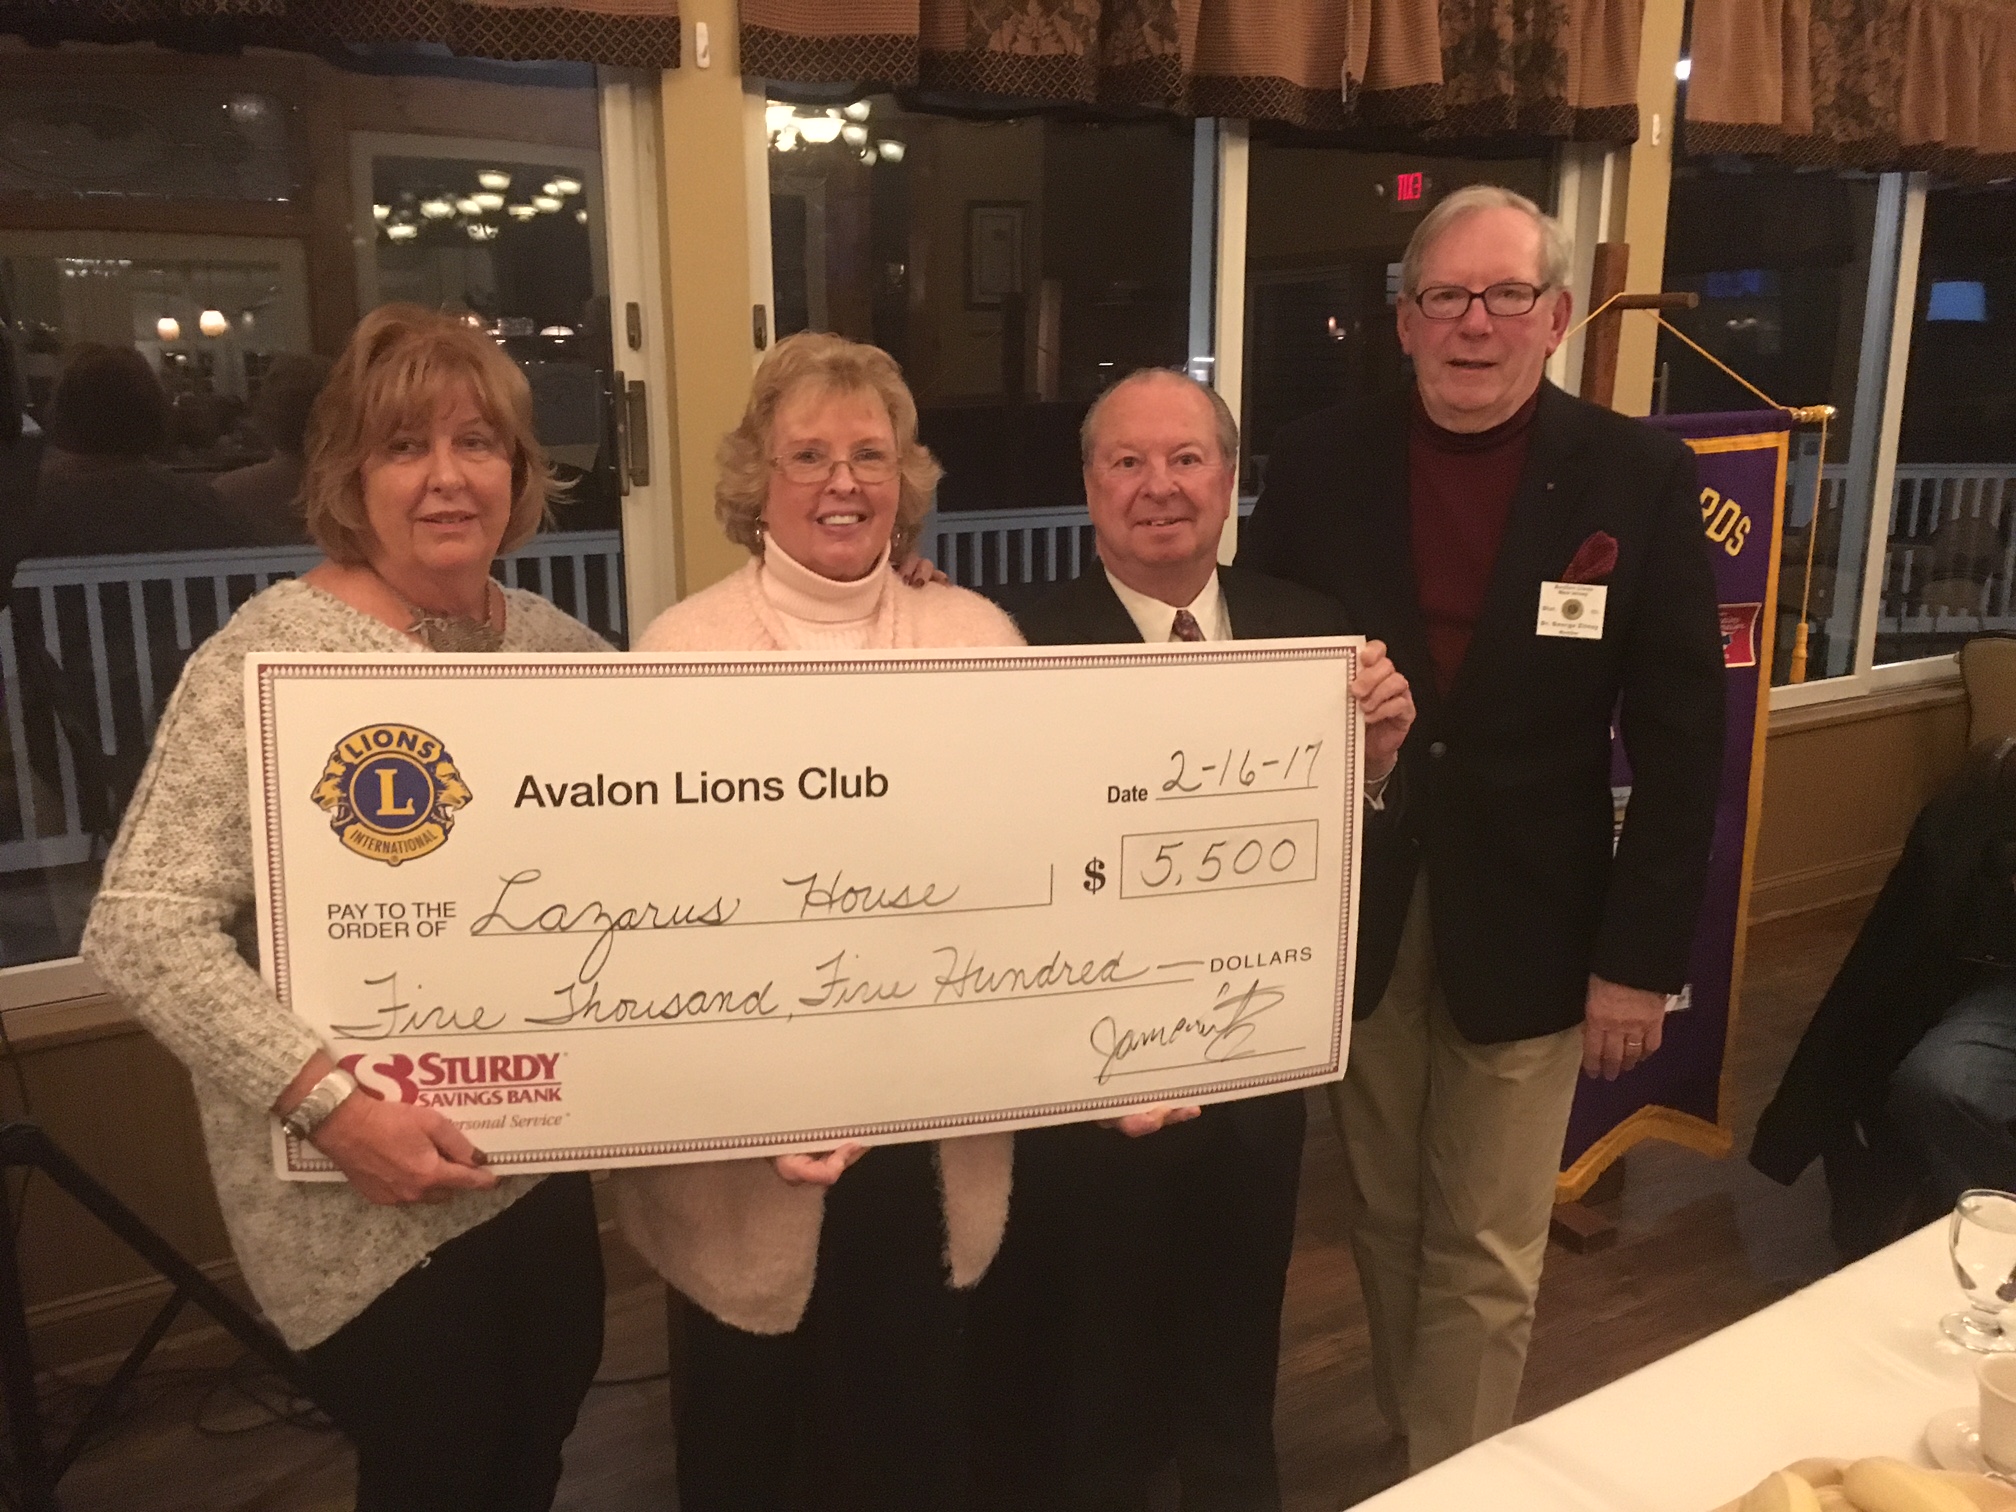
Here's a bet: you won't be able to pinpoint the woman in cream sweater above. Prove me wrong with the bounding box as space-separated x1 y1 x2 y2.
616 332 1020 1511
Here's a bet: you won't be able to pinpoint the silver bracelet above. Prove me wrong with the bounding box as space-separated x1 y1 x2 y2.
280 1067 358 1140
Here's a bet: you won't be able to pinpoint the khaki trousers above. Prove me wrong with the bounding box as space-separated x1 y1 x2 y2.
1328 878 1582 1472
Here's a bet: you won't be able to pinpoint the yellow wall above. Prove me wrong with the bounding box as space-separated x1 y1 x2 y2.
1751 686 1970 920
1611 0 1686 416
657 0 764 596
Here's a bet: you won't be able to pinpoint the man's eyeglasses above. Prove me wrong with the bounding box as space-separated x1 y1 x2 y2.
772 447 899 485
1412 282 1549 321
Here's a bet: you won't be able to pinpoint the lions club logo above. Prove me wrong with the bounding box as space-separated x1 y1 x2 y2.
312 723 471 866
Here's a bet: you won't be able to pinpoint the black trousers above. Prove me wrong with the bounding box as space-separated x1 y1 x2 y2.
972 1096 1305 1512
677 1142 972 1512
298 1173 606 1512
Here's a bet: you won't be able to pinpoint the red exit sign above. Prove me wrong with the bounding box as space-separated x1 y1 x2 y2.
1383 170 1434 212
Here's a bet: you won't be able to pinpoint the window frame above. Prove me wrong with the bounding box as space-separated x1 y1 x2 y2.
1769 173 1963 711
0 69 683 1019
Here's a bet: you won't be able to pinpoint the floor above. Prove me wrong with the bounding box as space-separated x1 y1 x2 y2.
34 900 1865 1512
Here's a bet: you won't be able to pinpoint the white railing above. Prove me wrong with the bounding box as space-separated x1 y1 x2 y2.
0 531 624 876
1879 465 2016 635
919 501 1257 591
919 506 1098 589
1789 462 2016 643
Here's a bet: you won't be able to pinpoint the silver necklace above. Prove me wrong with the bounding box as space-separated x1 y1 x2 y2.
377 572 504 653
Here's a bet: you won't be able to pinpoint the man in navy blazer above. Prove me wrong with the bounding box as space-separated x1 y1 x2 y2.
973 368 1415 1512
1239 186 1725 1469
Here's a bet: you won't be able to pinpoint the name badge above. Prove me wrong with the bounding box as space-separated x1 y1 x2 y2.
1537 582 1607 639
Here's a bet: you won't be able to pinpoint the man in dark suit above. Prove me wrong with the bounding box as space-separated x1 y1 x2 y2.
1239 186 1725 1469
975 368 1415 1512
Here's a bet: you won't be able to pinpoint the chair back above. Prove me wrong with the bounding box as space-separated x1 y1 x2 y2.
1961 635 2016 747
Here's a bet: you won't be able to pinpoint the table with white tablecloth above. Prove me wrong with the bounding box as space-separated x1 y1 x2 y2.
1363 1221 1976 1511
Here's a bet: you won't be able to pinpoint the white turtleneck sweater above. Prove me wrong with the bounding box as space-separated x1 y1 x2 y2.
756 539 890 650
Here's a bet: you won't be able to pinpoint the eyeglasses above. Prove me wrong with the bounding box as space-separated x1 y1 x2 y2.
1412 282 1549 321
1098 454 1222 479
772 446 899 486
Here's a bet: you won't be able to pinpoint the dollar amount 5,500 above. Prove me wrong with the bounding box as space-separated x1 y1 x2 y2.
1118 820 1321 900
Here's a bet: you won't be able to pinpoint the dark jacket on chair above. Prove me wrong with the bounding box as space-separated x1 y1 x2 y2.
1239 380 1727 1044
1752 748 2016 1194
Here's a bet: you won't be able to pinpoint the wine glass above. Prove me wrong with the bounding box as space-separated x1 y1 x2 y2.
1944 1189 2016 1352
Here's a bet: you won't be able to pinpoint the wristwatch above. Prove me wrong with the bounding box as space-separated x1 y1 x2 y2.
280 1067 358 1141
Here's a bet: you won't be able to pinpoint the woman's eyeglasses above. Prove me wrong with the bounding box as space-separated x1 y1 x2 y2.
772 447 899 485
1412 282 1549 321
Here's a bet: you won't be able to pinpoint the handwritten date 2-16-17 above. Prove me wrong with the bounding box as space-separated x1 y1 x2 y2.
1162 741 1322 798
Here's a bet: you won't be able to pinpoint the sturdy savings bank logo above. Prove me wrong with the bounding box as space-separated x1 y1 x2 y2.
337 1050 565 1110
312 723 471 866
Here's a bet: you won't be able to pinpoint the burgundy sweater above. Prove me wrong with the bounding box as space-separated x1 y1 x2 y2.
1408 388 1542 694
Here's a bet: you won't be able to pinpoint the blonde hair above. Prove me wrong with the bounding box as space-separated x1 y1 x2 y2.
716 332 942 556
1400 184 1572 297
301 304 554 566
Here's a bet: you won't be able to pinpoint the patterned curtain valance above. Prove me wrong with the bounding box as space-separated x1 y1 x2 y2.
0 0 681 70
1685 0 2016 181
742 0 1643 144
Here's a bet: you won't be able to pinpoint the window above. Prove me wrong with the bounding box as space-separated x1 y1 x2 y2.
1656 163 1908 687
1877 180 2016 665
1240 146 1555 499
766 97 1198 587
0 42 642 969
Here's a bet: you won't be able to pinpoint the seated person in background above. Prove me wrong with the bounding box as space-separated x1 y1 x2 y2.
1753 737 2016 1253
27 343 242 557
214 352 331 545
973 367 1415 1512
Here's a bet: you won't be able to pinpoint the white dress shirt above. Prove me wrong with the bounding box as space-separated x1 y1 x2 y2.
1103 566 1233 644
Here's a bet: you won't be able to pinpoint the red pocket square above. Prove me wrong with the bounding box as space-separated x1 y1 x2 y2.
1561 531 1619 585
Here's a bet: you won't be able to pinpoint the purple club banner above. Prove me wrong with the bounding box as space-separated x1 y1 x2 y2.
1557 410 1791 1197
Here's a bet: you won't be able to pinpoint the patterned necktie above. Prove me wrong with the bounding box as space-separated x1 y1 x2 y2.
1170 609 1206 642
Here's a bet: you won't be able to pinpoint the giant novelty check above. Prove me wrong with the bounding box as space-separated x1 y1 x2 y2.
248 644 1364 1177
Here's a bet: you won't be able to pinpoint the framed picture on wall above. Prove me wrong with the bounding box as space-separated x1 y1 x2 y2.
967 201 1025 309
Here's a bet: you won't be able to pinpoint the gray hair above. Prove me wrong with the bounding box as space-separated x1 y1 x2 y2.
1080 368 1239 466
1399 184 1572 297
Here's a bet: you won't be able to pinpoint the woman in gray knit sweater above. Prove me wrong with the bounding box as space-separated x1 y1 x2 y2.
83 306 608 1512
